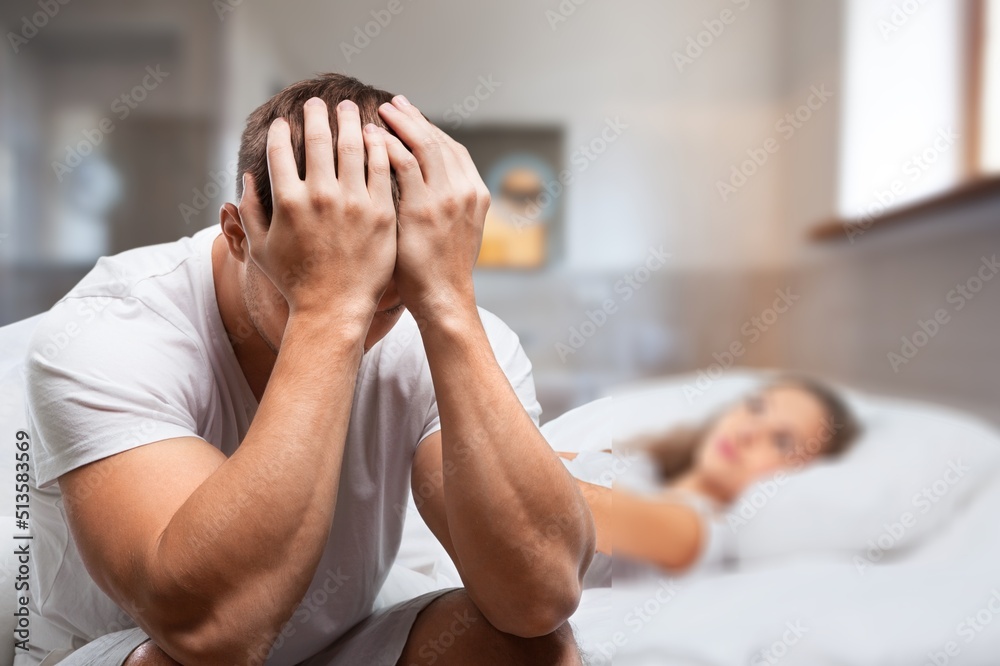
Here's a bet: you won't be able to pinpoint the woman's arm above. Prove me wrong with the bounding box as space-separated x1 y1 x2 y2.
576 480 612 555
555 449 612 461
614 487 704 571
575 480 704 572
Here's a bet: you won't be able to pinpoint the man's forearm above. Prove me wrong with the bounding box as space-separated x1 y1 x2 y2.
149 312 367 658
419 305 596 637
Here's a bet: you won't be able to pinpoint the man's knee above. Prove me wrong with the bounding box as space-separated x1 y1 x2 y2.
472 619 581 666
123 640 182 666
399 590 582 666
536 621 584 665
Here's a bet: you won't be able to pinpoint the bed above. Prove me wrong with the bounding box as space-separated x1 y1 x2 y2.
6 308 1000 665
384 370 1000 665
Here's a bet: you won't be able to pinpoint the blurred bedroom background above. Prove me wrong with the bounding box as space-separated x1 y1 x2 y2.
1 0 997 425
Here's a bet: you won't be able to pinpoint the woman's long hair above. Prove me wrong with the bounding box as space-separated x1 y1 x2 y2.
627 375 861 483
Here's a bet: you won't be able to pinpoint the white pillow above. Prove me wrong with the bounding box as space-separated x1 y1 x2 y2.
0 315 47 511
0 315 47 666
539 396 612 454
606 370 1000 564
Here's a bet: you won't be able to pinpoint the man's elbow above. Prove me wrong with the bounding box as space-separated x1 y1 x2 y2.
135 616 223 666
151 619 261 666
135 591 258 666
503 526 594 637
487 574 583 638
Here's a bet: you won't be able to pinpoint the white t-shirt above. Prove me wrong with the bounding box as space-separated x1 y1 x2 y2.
609 484 737 582
22 225 541 666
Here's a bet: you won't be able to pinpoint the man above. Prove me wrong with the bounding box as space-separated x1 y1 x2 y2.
20 73 594 665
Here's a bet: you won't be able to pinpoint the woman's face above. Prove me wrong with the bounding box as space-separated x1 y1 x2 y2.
694 385 831 502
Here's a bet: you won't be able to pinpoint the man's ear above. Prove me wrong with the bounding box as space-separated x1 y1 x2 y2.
219 203 249 262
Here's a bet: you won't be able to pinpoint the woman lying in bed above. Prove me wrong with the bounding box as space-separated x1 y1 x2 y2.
560 376 860 574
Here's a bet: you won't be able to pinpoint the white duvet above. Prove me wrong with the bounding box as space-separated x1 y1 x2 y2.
384 371 1000 665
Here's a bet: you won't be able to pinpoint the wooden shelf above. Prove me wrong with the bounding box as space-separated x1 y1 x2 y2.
810 176 1000 242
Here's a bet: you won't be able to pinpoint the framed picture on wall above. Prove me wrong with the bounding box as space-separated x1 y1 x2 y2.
446 124 564 270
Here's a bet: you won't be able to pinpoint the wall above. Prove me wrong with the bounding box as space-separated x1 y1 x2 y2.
0 0 226 324
237 0 793 271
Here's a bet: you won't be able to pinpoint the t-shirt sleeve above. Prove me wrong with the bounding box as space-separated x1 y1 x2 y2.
26 296 208 489
681 497 738 574
418 308 542 445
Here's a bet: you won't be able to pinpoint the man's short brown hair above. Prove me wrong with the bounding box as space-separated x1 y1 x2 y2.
236 72 400 222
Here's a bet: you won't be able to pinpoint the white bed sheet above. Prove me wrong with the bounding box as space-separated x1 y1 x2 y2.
384 371 1000 665
595 370 1000 665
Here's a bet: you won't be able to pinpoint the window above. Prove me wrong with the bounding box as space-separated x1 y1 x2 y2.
981 0 1000 172
838 0 966 222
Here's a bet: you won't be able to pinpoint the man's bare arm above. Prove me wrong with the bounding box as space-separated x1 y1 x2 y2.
380 96 595 638
59 99 396 665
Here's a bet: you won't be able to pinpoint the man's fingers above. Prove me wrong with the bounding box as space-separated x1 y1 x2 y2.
265 117 301 200
362 124 393 207
426 124 469 187
378 98 449 187
427 123 491 214
336 100 367 193
435 126 482 187
302 97 337 187
380 128 426 196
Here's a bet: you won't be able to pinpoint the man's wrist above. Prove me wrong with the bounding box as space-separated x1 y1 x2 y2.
285 302 374 347
407 285 478 333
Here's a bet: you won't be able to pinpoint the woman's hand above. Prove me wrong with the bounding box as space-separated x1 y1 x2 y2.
376 95 490 324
